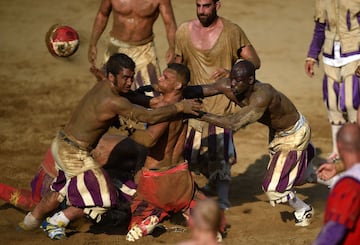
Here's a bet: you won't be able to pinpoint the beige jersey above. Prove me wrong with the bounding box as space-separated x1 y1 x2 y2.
175 17 251 115
315 0 360 54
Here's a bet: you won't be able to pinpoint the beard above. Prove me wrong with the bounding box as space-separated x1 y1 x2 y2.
197 11 218 27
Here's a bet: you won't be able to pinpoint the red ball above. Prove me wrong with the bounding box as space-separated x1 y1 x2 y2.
45 24 80 57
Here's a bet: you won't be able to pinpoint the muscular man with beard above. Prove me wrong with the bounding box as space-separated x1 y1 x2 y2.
175 0 260 210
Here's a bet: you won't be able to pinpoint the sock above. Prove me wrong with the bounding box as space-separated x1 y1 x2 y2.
48 211 70 227
288 195 310 212
20 212 41 230
331 125 342 155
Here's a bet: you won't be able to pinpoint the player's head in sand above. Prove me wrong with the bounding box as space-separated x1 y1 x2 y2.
196 0 221 27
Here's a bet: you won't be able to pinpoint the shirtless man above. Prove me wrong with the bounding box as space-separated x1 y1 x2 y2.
89 0 177 91
198 60 316 226
175 0 260 210
19 53 201 240
125 63 208 242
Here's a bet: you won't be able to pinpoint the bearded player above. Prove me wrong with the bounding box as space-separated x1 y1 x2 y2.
175 0 260 210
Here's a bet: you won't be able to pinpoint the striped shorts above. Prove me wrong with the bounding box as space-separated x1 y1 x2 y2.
323 59 360 124
50 135 118 222
184 120 236 182
262 114 315 205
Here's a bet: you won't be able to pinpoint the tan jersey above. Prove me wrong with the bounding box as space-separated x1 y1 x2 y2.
175 17 251 115
315 0 360 54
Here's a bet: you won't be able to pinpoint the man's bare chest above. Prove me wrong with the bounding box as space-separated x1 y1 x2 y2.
112 0 159 17
189 23 223 50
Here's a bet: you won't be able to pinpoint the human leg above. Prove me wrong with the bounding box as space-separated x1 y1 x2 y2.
204 125 235 210
19 191 60 230
263 123 314 226
41 206 83 240
323 64 346 158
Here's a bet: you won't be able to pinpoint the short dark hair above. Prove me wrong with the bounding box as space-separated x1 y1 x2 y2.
231 60 256 80
167 63 191 86
106 53 135 76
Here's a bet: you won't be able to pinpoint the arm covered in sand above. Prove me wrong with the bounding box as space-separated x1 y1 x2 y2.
130 122 169 148
200 89 270 131
110 97 201 125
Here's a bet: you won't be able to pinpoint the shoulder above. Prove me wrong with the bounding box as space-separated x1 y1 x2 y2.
108 94 131 109
178 21 191 31
176 21 192 40
221 17 245 33
251 83 274 102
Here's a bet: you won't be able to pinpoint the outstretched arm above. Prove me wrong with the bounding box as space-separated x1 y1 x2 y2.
200 105 264 131
88 0 112 66
183 78 236 101
200 90 270 131
111 97 201 125
159 0 177 63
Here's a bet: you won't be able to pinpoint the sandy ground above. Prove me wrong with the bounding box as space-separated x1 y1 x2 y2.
0 0 333 244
